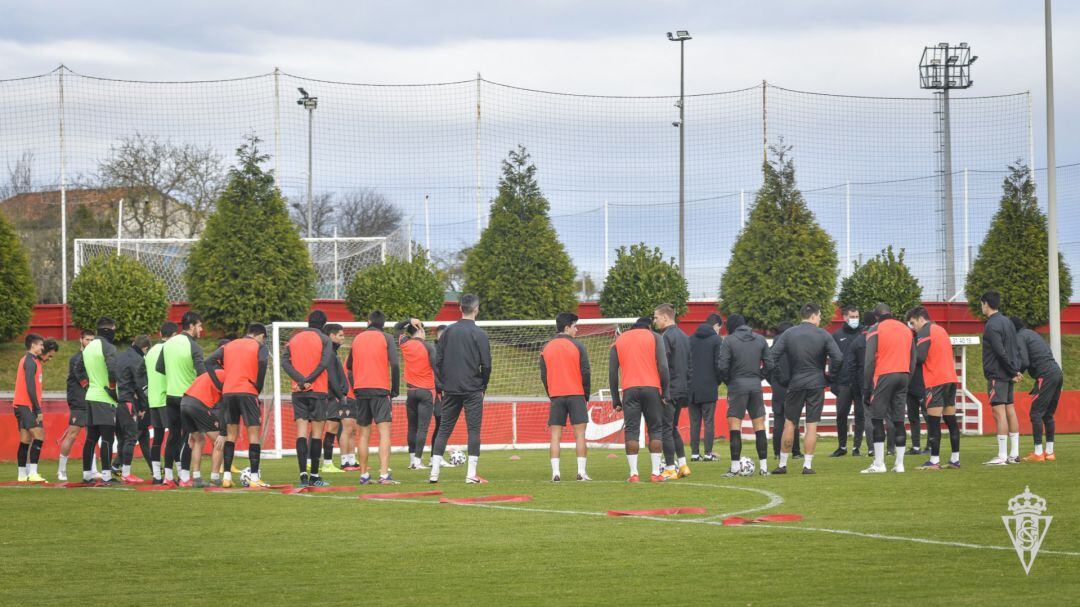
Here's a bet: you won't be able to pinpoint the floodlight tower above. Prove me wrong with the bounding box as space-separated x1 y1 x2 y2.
920 42 976 299
297 87 318 238
668 30 691 277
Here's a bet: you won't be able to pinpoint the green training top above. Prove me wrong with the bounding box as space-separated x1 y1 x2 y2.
83 338 118 406
162 334 198 398
145 341 167 408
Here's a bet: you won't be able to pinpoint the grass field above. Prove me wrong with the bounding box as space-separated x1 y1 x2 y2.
1 435 1076 605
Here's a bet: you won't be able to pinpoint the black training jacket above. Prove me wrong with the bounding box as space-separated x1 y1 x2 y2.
982 313 1019 381
435 319 492 394
831 323 863 388
718 325 773 394
768 321 843 391
117 346 148 410
1016 328 1061 379
688 323 723 403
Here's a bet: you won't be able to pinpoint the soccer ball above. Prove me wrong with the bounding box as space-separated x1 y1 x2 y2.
738 457 755 477
240 467 253 487
448 448 467 466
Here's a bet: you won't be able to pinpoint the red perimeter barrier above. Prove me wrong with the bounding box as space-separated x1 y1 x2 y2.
25 300 1080 339
4 391 1078 461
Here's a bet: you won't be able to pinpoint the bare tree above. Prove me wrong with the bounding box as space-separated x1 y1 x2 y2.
288 192 337 237
432 246 471 292
0 151 34 200
336 188 403 237
96 133 226 238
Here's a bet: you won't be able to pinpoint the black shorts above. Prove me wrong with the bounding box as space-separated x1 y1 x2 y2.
925 383 958 410
621 387 663 442
337 398 358 420
67 402 88 427
356 396 393 426
14 406 40 430
86 401 117 426
727 389 766 420
321 397 343 422
988 380 1014 405
783 388 825 424
222 393 262 427
150 407 167 428
548 395 588 427
869 373 908 421
292 393 327 422
180 396 221 434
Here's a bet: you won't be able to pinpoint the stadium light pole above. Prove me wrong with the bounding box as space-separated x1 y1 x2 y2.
668 30 691 277
920 42 976 300
1045 0 1062 363
297 88 318 238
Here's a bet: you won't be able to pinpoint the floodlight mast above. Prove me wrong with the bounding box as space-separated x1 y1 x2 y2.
667 30 691 277
920 43 975 299
297 88 318 238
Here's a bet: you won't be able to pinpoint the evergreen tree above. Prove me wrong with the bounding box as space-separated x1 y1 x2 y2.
719 143 838 330
69 254 168 343
838 246 922 317
598 244 689 318
965 162 1072 325
346 248 445 322
463 146 577 319
186 135 315 336
0 212 35 340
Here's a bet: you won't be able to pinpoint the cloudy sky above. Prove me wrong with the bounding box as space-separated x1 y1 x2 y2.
1 0 1076 163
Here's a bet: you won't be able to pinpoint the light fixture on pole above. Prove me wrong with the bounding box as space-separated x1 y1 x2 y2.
667 30 691 277
297 87 318 238
920 42 976 299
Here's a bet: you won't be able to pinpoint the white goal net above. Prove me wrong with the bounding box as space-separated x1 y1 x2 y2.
74 229 411 301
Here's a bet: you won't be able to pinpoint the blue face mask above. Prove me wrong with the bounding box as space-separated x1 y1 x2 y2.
846 318 860 330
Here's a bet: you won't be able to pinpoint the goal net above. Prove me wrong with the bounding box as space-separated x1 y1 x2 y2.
74 230 411 301
263 318 637 458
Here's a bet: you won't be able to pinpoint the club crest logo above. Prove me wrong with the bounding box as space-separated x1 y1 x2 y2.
1002 486 1051 574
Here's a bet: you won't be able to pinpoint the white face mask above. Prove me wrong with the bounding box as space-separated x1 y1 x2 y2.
846 318 860 329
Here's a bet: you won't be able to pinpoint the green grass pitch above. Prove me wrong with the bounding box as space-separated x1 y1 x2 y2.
0 435 1077 605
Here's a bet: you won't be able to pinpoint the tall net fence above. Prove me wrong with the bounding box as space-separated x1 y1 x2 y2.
1 66 1076 304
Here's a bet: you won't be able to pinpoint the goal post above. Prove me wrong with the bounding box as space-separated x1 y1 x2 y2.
265 317 639 458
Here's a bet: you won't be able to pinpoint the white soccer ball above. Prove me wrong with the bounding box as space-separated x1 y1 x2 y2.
240 467 253 487
738 457 755 477
448 448 467 466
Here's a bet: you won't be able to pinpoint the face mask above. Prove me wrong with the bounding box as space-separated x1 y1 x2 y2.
846 318 859 330
98 327 116 343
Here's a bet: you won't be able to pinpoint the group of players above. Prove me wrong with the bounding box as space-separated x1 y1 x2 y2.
9 289 1064 485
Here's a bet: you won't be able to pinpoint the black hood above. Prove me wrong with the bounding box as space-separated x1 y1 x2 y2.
693 322 716 338
732 325 757 341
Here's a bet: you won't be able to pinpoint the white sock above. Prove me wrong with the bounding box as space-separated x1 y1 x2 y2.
677 456 686 468
192 470 202 479
179 469 190 482
58 455 68 474
577 457 587 476
627 453 639 476
251 471 261 481
730 460 740 473
223 471 231 481
803 454 814 469
211 472 220 481
151 461 161 479
650 453 662 475
121 465 131 477
873 442 885 468
17 466 27 478
324 459 332 468
467 455 478 478
895 446 905 469
779 452 789 468
997 435 1007 459
930 454 940 464
164 468 174 481
1047 441 1055 455
550 457 560 478
83 471 94 482
759 459 768 471
950 451 960 463
1034 444 1044 456
1008 432 1020 458
91 460 98 475
431 455 443 478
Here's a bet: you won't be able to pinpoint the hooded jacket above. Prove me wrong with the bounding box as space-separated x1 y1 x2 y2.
661 324 692 401
717 325 773 394
688 322 723 403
